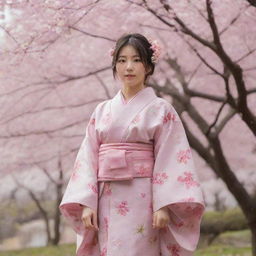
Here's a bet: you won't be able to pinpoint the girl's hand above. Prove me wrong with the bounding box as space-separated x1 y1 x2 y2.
81 206 99 231
152 206 170 229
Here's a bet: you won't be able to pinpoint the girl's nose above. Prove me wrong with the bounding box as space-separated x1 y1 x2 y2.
126 61 133 70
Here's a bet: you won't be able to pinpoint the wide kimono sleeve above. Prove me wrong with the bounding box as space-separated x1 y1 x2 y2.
59 108 100 237
152 101 205 253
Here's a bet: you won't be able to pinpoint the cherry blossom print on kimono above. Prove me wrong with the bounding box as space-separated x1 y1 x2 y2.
59 87 205 256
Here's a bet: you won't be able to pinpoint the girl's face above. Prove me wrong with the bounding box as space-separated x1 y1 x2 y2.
115 45 149 89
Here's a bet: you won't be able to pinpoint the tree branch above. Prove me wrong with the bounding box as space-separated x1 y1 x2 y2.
245 0 256 7
215 108 237 134
206 100 227 136
248 88 256 94
186 88 225 102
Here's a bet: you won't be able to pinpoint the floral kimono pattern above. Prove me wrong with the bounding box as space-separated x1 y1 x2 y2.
59 87 205 256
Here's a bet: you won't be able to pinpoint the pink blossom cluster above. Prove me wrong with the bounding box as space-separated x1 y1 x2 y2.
163 111 176 124
152 172 168 184
88 183 98 194
180 197 195 202
100 247 107 256
104 217 108 231
116 200 129 216
136 165 151 176
90 118 95 125
103 183 112 196
108 38 161 64
167 243 181 256
140 192 146 198
177 171 199 189
103 217 109 231
148 39 161 63
109 46 115 57
185 205 204 219
177 148 191 164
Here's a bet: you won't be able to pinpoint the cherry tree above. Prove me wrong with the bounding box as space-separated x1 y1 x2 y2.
245 0 256 7
134 0 256 253
0 0 256 253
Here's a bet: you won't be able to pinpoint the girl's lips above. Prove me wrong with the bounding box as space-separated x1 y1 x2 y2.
125 75 136 78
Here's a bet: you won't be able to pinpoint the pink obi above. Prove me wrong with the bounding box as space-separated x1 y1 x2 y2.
98 142 155 181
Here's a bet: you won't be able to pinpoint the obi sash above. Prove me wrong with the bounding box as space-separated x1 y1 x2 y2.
98 142 154 181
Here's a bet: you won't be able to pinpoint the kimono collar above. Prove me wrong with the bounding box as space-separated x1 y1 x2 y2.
120 87 151 105
114 86 157 109
105 86 157 142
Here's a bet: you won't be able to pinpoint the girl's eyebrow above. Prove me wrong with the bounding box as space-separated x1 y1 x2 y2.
118 55 140 58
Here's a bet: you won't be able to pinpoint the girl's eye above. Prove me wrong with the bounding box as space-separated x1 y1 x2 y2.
117 59 141 63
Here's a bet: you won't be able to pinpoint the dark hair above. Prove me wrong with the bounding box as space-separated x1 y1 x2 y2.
111 33 155 85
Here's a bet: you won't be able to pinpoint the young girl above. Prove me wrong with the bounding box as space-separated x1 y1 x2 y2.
59 33 205 256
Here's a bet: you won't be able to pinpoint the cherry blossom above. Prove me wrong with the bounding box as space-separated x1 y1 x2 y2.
90 118 96 126
135 164 151 176
148 235 158 244
135 224 145 235
88 183 98 194
167 243 181 256
116 200 129 216
140 192 146 198
180 197 195 202
163 112 176 124
103 183 112 196
103 217 109 231
152 172 168 184
100 247 107 256
177 172 200 189
176 149 191 164
185 205 204 219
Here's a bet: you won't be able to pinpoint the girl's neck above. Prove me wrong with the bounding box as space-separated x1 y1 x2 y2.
121 84 145 101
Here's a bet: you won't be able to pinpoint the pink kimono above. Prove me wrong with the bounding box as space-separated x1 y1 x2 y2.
59 87 205 256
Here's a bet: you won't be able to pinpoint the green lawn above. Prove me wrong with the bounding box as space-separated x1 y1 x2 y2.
196 245 251 256
0 244 75 256
0 244 252 256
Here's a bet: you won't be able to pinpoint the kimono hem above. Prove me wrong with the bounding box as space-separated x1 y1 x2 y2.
59 86 205 256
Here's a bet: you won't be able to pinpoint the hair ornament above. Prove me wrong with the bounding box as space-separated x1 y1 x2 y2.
108 36 162 63
109 46 115 57
148 38 161 63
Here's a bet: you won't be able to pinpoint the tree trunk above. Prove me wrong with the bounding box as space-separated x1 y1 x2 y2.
245 0 256 7
28 190 52 245
52 179 63 245
52 163 64 245
180 110 256 253
250 220 256 256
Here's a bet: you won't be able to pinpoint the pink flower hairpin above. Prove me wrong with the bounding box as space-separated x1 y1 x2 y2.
109 46 115 57
108 38 162 63
148 39 161 63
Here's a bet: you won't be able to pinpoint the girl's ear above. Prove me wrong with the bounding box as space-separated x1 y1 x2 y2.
146 66 152 75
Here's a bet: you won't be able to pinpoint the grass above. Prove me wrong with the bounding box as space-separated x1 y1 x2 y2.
196 245 251 256
217 229 251 240
0 244 252 256
0 244 75 256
